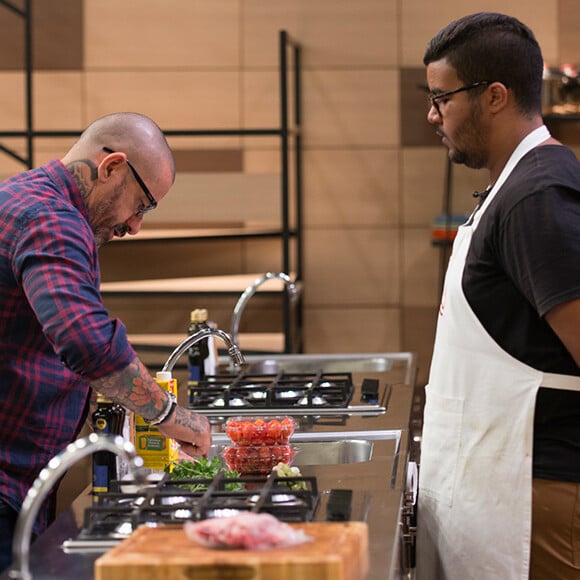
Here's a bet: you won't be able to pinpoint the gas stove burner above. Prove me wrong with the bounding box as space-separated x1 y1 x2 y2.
248 493 307 507
276 389 302 400
297 395 327 406
209 397 250 408
305 381 336 388
69 473 320 548
206 508 242 519
159 495 190 506
189 371 354 411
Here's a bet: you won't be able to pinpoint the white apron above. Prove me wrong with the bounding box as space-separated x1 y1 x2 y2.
416 126 580 580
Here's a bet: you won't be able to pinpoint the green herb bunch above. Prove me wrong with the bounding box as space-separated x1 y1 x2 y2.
166 457 243 492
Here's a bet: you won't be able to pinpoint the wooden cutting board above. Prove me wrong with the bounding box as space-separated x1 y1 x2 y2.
95 522 369 580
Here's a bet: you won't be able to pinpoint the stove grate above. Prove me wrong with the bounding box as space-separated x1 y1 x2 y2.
77 472 319 542
189 371 354 410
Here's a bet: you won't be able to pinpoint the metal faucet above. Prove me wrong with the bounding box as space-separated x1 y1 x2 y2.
9 433 147 580
161 326 245 373
230 272 298 347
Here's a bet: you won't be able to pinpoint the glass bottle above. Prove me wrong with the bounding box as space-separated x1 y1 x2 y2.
187 308 210 386
92 394 125 494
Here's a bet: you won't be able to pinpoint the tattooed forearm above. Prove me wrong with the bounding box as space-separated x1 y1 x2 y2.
169 406 209 434
90 356 167 421
91 357 212 456
158 406 211 457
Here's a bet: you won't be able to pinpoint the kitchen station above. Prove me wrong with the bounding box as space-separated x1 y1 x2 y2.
3 4 579 580
2 351 419 580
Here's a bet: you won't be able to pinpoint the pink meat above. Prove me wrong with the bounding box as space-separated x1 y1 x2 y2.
184 512 312 550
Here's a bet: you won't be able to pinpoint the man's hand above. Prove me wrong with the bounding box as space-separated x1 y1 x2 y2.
90 357 212 456
158 405 211 457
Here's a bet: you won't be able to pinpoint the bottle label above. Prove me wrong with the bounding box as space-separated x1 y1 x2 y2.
93 464 109 494
138 435 166 451
188 365 202 383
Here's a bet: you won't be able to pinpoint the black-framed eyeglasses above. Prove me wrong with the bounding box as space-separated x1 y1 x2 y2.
102 146 157 216
428 81 492 117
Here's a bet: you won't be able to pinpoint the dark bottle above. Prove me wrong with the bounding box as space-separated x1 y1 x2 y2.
92 394 126 495
187 308 210 386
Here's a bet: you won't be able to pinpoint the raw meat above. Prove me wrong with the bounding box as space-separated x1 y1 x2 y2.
184 512 312 550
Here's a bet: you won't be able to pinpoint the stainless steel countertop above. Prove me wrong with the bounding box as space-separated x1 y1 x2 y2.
2 352 417 580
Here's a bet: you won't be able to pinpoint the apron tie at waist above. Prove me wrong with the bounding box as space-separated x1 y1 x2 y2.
541 372 580 392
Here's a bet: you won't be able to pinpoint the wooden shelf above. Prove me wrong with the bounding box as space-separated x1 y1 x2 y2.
111 224 293 243
544 113 580 122
100 273 298 297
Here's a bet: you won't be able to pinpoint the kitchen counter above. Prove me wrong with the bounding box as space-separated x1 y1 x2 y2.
2 352 418 580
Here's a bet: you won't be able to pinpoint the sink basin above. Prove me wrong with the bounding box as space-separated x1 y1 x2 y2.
220 353 394 375
293 439 373 465
211 439 373 467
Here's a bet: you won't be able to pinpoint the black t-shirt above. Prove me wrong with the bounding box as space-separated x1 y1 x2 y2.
462 144 580 482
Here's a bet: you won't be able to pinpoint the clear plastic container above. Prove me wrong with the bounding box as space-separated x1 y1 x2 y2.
223 444 296 475
224 416 296 446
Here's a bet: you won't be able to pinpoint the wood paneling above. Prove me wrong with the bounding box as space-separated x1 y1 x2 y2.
0 0 82 70
242 0 397 68
400 68 440 147
84 0 239 68
173 149 243 173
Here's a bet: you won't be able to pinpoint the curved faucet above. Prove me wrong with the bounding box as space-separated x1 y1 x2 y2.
162 326 245 373
9 433 147 580
230 272 298 347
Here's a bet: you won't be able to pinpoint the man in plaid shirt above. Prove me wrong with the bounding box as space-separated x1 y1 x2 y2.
0 112 211 572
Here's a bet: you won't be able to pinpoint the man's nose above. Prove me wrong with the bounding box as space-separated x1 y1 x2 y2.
427 104 441 124
124 214 144 235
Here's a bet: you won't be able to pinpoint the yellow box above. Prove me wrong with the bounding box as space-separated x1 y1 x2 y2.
133 372 179 472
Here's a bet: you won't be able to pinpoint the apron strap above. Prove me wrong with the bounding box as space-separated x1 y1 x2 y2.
541 372 580 392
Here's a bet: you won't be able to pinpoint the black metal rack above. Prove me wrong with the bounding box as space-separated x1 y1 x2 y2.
0 0 303 353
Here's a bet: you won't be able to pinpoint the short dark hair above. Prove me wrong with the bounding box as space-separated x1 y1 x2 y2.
423 13 543 115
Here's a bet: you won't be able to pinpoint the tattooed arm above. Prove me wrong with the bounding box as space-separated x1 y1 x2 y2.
90 356 211 457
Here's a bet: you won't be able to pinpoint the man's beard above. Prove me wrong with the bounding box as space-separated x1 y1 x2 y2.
93 223 128 248
90 184 125 247
448 104 488 170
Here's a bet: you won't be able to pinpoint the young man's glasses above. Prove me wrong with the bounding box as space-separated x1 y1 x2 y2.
102 146 157 216
428 81 492 117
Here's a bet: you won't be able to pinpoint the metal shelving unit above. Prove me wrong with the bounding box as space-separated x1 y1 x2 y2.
0 0 303 353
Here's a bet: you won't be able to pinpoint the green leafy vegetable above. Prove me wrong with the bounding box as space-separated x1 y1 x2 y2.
166 457 243 492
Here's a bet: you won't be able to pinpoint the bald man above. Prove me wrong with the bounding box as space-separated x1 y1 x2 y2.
0 112 210 572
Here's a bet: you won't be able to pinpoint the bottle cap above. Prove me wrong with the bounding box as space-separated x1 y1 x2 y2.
156 371 173 381
190 308 208 323
96 393 112 403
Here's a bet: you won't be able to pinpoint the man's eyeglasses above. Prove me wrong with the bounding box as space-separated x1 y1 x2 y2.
428 81 492 117
102 147 157 216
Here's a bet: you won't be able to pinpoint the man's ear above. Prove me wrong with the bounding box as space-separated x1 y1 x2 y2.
487 81 509 112
99 150 125 182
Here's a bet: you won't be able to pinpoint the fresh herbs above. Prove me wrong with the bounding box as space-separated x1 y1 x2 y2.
166 457 243 492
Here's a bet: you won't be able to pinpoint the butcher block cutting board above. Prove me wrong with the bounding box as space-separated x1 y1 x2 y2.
95 522 369 580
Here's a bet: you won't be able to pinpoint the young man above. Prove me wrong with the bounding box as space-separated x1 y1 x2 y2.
0 112 211 572
417 13 580 580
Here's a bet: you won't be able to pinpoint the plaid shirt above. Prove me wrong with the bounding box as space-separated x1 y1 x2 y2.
0 160 136 532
